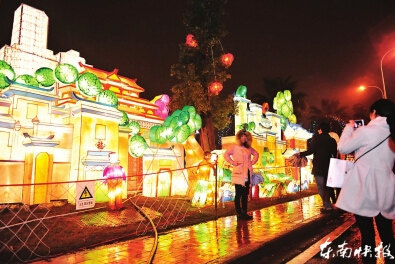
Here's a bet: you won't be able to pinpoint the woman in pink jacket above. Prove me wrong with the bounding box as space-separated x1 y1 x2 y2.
224 130 259 220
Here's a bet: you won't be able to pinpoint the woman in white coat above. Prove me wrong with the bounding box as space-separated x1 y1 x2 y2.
224 129 259 220
337 99 395 264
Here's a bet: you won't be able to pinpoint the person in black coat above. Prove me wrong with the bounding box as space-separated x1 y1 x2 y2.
297 122 337 212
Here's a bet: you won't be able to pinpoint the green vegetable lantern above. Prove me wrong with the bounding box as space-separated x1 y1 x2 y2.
0 60 16 89
96 90 118 106
128 134 148 158
119 110 129 126
248 122 256 131
273 90 297 128
15 74 39 87
77 72 103 97
128 121 140 137
35 67 55 87
148 105 201 144
236 85 247 98
54 63 78 84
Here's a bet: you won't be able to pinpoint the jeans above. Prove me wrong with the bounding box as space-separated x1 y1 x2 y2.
314 175 332 209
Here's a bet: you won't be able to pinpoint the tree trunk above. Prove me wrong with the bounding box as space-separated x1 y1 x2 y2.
200 115 216 152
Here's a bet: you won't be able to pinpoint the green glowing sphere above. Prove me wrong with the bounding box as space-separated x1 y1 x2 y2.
96 90 118 106
0 60 15 84
54 63 79 84
35 67 55 87
163 116 173 127
288 114 297 124
284 90 292 101
281 103 291 117
15 74 39 87
175 124 191 143
149 125 160 142
171 109 182 117
182 105 196 119
194 114 202 130
128 135 148 158
177 110 190 125
128 121 140 137
155 126 168 144
248 122 256 131
119 110 129 126
78 72 103 97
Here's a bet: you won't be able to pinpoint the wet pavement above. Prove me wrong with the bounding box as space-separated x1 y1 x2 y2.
33 194 331 263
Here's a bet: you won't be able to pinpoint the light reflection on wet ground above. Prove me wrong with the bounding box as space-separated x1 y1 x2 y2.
33 194 323 264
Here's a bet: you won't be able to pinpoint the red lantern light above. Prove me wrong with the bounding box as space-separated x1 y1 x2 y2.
221 53 234 67
262 102 269 114
209 81 223 95
186 34 198 48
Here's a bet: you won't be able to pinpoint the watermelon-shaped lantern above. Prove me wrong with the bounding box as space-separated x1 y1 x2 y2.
119 110 129 126
35 67 55 87
0 60 16 89
128 135 148 158
15 74 39 87
55 63 78 84
128 121 140 137
97 90 118 106
77 72 103 97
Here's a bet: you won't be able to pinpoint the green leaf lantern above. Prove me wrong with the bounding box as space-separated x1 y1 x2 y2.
149 125 160 142
54 63 78 84
236 85 247 98
35 67 55 87
273 97 278 110
194 114 202 130
128 121 140 137
155 126 168 144
182 105 196 119
175 124 191 143
287 100 294 113
0 74 11 89
119 110 129 126
77 72 103 97
284 90 292 101
177 110 190 125
186 116 196 133
248 122 256 131
281 103 291 118
277 92 286 107
128 134 148 158
97 90 118 106
171 109 182 117
163 116 173 127
15 74 39 87
288 114 297 124
0 60 15 80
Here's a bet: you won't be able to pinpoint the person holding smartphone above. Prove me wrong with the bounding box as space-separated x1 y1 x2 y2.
337 99 395 263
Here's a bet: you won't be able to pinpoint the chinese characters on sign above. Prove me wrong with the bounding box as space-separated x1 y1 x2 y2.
320 238 394 260
76 182 95 210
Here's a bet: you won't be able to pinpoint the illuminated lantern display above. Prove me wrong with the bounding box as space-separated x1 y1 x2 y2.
262 102 269 114
128 134 148 157
209 81 223 95
221 53 234 67
0 60 16 89
77 72 103 97
151 94 170 119
96 90 118 107
236 85 247 98
128 121 140 137
54 63 79 84
15 74 39 87
119 110 129 126
103 152 126 210
35 67 55 87
273 90 297 126
185 34 198 47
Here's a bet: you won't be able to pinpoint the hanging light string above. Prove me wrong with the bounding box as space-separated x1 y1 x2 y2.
211 45 216 80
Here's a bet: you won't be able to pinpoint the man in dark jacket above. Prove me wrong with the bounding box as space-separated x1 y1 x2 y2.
298 122 337 212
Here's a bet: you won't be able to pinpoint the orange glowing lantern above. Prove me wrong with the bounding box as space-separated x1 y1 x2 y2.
209 81 223 95
186 34 198 48
221 53 234 67
262 102 269 114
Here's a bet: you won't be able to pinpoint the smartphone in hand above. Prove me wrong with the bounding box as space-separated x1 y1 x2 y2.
354 119 364 128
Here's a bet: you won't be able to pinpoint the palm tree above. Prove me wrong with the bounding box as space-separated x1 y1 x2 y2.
308 98 349 136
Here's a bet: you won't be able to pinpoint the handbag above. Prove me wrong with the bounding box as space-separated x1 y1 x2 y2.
326 134 390 188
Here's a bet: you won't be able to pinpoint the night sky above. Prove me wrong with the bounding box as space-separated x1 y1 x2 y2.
1 0 395 121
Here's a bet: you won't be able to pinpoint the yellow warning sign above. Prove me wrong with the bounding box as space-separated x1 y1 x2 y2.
80 187 93 199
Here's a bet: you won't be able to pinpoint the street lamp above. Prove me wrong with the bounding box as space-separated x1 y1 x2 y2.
380 47 395 99
359 85 385 98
